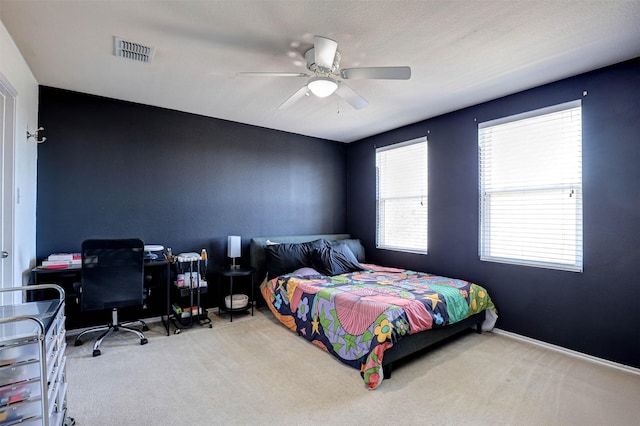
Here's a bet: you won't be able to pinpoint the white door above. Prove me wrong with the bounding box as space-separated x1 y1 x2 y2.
0 73 17 300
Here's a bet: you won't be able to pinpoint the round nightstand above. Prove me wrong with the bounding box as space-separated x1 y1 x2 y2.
217 267 254 322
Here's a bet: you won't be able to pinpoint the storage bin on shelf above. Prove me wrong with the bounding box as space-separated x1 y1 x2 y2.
224 294 248 310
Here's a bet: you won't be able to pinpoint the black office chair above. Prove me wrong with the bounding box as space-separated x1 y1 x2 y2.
74 238 149 356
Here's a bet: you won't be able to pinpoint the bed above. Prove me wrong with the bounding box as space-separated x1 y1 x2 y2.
250 234 497 390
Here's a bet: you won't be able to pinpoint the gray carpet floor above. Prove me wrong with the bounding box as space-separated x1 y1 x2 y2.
64 308 640 425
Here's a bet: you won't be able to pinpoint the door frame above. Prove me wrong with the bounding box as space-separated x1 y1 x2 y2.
0 72 17 301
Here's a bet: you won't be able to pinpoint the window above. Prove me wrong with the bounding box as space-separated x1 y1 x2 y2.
376 137 428 254
479 100 583 272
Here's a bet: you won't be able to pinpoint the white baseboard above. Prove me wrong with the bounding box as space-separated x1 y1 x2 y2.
492 328 640 377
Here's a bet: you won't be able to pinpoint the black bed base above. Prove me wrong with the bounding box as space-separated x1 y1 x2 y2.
382 310 486 379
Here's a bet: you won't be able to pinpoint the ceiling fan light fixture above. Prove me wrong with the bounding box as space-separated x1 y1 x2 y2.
307 76 338 98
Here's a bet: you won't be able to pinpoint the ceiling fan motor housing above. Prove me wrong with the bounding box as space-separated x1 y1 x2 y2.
305 48 341 75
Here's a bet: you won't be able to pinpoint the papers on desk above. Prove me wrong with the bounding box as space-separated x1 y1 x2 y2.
41 253 81 268
39 264 74 270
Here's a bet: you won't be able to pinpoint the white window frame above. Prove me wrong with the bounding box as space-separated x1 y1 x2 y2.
478 100 583 272
376 137 428 254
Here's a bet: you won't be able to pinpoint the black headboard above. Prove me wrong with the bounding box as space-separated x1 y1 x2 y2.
249 233 351 282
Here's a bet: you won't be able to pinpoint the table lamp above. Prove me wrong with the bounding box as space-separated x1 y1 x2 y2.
227 236 241 269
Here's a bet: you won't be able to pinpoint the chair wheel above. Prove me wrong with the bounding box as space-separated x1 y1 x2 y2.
92 349 101 357
74 339 83 347
141 338 148 345
174 329 181 335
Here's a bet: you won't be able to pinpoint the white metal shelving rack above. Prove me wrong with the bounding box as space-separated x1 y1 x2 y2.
0 285 70 426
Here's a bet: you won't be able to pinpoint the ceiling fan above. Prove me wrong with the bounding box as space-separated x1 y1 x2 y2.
237 36 411 110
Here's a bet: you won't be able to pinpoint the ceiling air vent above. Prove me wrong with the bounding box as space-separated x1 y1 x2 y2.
113 36 155 63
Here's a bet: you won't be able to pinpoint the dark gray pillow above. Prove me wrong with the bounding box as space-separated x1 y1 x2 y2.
264 239 327 278
310 241 363 276
330 238 365 263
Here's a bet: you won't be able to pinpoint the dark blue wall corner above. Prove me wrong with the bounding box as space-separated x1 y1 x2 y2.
346 58 640 368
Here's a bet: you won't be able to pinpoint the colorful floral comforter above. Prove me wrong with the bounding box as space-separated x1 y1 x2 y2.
260 264 495 389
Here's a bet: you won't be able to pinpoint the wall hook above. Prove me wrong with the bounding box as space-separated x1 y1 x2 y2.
26 127 46 144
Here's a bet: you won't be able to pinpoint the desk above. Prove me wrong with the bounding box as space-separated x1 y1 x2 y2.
31 259 172 335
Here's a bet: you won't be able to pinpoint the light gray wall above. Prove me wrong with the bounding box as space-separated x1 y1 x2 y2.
0 21 39 289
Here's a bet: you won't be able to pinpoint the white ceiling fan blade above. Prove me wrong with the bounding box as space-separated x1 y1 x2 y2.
314 36 338 69
335 82 368 110
278 85 309 110
237 72 307 77
341 66 411 80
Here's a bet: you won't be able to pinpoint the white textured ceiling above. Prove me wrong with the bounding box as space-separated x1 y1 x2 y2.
1 1 639 143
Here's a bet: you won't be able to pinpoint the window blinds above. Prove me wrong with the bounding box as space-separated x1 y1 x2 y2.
479 100 583 272
376 137 428 254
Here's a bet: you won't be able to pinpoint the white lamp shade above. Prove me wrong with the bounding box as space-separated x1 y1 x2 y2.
227 236 241 258
307 76 338 98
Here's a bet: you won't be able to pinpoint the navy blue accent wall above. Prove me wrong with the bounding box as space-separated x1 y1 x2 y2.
37 87 347 274
347 58 640 368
